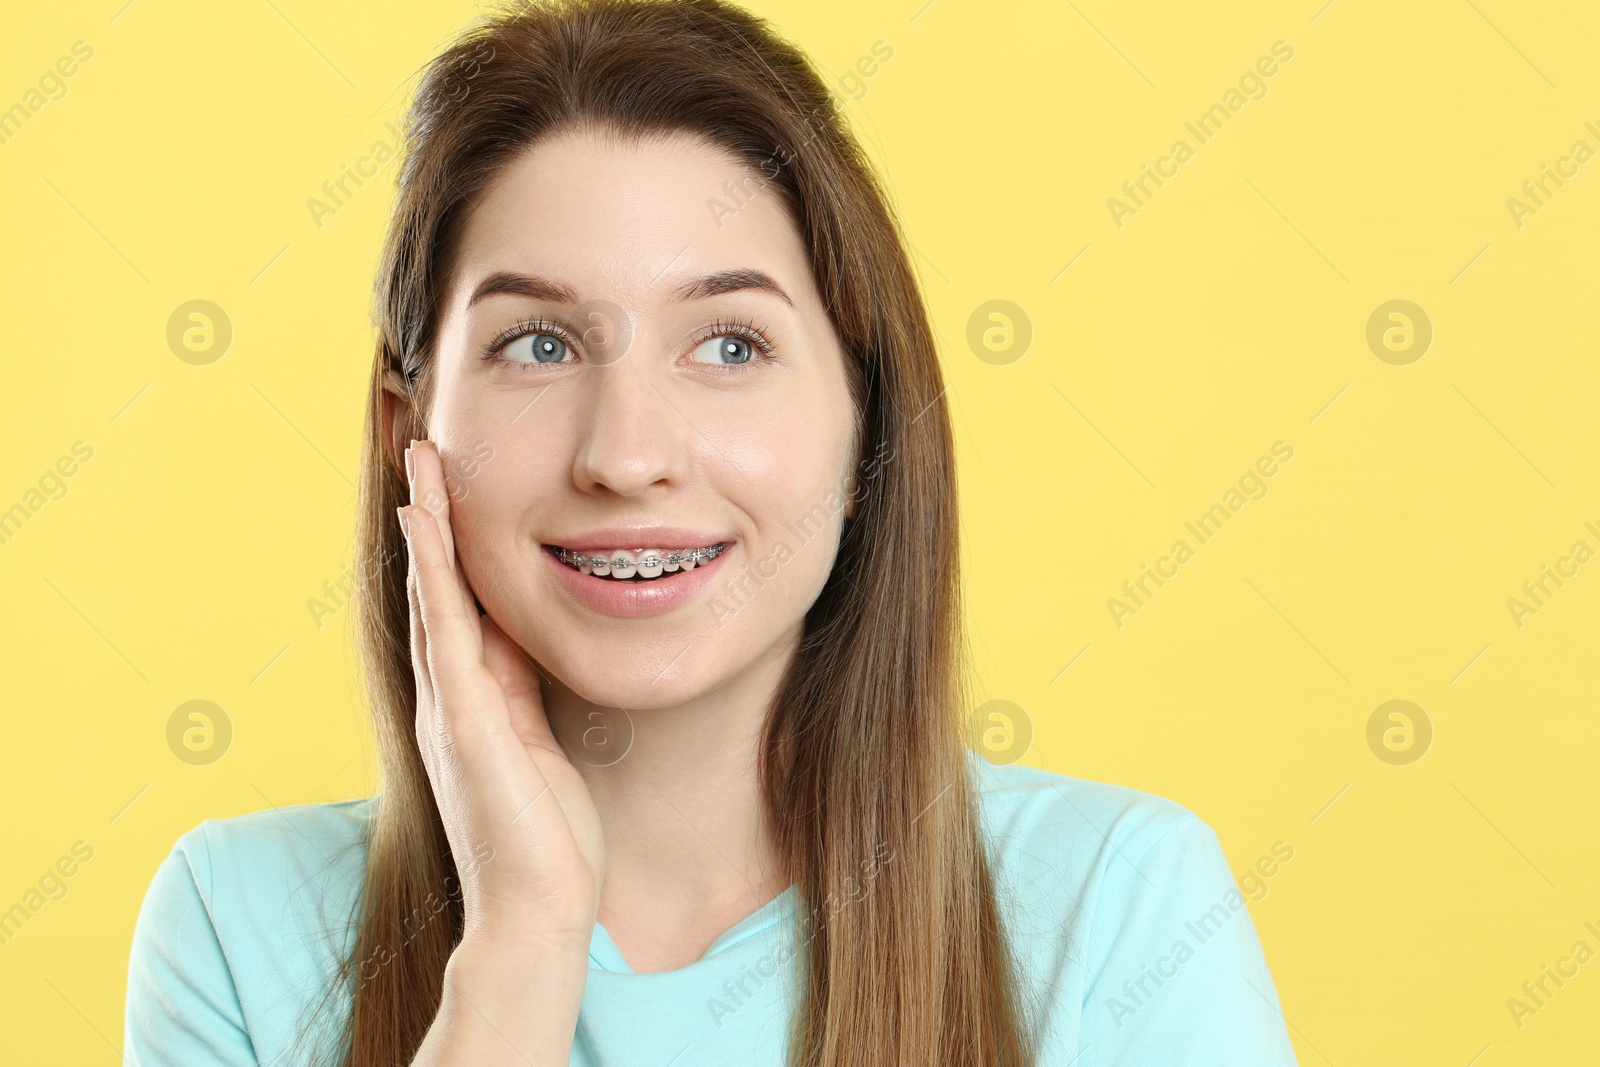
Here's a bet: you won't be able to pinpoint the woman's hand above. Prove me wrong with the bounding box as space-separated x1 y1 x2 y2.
399 438 604 984
400 438 601 1064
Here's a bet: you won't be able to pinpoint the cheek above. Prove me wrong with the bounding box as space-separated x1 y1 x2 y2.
443 462 533 603
719 395 854 502
430 423 545 536
732 417 853 593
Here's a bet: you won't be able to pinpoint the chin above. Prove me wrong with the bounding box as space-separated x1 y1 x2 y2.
533 634 733 710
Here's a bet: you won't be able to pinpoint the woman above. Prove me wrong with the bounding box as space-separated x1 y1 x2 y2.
124 1 1299 1063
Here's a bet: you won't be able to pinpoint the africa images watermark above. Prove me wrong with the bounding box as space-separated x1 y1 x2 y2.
305 41 495 231
707 40 894 230
1102 839 1294 1030
0 39 95 150
1504 516 1600 630
1106 40 1295 229
706 836 898 1028
305 120 404 231
355 840 496 983
1504 917 1600 1031
1106 440 1295 629
0 840 95 949
306 439 497 631
706 439 895 629
1505 119 1600 230
0 439 95 549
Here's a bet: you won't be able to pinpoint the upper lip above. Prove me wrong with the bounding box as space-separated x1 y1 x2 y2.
543 527 734 552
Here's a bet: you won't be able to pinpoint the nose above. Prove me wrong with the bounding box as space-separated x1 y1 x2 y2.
568 351 694 498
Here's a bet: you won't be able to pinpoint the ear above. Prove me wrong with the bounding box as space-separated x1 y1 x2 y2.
380 369 418 482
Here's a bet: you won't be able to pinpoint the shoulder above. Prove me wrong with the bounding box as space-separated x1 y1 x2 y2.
967 750 1201 856
175 796 375 898
966 751 1212 912
963 753 1299 1064
127 797 376 1066
170 795 375 977
962 749 1224 963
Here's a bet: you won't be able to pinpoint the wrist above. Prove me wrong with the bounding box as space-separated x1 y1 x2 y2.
453 915 593 969
425 935 587 1067
441 927 590 1039
463 889 598 950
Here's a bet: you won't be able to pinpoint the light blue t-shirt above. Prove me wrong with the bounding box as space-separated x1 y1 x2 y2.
124 752 1299 1065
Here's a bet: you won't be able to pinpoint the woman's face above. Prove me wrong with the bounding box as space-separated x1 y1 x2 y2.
394 126 859 710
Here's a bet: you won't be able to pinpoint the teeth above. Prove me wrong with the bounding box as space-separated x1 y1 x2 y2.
553 543 726 580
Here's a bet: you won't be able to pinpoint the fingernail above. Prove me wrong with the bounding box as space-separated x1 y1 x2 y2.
397 505 411 540
405 440 416 483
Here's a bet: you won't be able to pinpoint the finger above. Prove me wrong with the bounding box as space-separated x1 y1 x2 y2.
403 507 435 703
402 507 439 778
448 507 486 660
479 613 561 753
407 504 564 843
411 439 460 575
410 439 480 644
404 502 510 746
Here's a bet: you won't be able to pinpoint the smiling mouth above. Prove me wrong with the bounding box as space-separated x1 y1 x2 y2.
544 543 731 582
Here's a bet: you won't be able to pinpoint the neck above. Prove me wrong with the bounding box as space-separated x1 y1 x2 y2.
539 628 797 927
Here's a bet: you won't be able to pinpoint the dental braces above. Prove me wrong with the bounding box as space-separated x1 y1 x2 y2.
553 543 730 570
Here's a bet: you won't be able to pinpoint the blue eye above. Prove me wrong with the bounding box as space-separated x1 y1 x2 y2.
503 331 571 365
481 315 776 371
692 335 755 366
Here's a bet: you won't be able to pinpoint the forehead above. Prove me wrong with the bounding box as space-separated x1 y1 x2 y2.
445 125 811 311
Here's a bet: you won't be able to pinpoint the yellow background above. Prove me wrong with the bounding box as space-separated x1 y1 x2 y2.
2 0 1597 1062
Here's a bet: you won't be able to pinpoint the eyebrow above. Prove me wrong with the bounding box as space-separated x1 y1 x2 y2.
465 267 794 310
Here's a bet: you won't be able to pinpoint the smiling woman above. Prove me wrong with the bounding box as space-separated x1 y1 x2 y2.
413 123 862 692
123 1 1297 1065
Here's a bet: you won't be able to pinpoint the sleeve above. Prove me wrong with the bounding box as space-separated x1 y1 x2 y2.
1078 815 1299 1066
124 826 258 1067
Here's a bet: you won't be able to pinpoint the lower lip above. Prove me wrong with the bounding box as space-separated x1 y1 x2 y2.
541 543 732 619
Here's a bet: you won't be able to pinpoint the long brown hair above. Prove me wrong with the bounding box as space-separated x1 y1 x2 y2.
312 1 1041 1063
